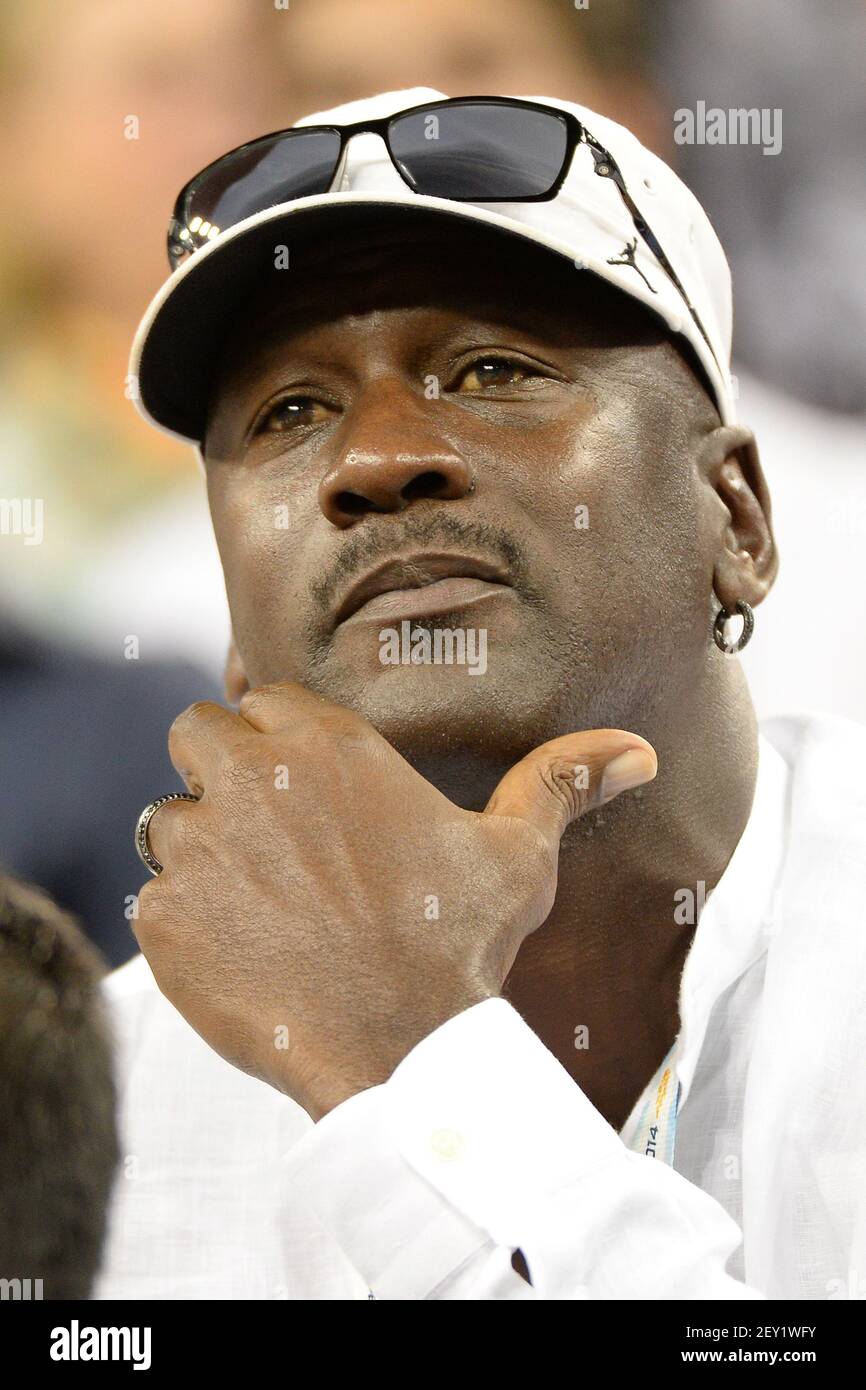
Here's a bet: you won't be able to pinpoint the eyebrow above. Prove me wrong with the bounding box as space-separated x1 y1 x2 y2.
224 310 589 402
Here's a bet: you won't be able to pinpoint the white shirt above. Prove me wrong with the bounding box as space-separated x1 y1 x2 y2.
95 712 866 1300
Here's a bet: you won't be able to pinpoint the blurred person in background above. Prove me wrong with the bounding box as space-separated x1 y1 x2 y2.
0 0 290 660
0 609 217 966
0 874 118 1299
275 0 668 152
0 0 256 959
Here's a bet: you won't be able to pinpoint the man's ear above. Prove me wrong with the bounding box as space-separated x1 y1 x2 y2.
703 426 779 612
224 638 250 706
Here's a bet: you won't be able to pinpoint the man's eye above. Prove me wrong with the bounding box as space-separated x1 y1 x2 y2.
256 396 329 433
457 357 540 391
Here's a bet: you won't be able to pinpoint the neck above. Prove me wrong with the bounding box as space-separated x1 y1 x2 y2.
502 663 759 1130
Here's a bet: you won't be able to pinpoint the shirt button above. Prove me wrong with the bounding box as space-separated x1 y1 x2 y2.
430 1127 464 1161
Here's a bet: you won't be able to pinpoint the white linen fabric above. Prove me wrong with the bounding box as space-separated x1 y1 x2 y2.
95 712 866 1300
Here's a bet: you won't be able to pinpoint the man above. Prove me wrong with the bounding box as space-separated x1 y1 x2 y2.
98 89 866 1299
0 874 118 1298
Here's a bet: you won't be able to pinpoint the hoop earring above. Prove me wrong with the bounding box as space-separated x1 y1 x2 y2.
713 600 755 655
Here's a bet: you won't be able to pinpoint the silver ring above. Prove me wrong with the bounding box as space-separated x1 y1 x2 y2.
135 793 199 876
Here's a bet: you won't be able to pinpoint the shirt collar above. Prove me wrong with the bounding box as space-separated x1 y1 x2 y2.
674 730 791 1105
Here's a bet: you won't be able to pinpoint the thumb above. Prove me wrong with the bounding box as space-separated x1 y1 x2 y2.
483 729 657 856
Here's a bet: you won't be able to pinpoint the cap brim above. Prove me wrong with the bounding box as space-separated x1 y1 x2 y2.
131 191 726 444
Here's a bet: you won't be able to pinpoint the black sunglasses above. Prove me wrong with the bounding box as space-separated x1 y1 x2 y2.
168 95 717 371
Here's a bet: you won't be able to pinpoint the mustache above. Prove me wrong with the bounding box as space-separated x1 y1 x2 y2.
310 511 538 620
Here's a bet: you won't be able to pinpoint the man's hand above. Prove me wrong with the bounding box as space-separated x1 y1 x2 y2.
135 683 656 1120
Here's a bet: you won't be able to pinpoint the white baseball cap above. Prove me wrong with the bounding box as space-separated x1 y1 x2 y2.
130 86 737 445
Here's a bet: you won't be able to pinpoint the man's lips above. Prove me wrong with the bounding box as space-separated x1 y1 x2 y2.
333 552 514 628
343 575 512 625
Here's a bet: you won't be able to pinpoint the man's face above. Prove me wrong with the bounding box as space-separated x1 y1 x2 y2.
204 218 720 787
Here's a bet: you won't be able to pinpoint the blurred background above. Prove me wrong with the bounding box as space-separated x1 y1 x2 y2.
1 0 864 968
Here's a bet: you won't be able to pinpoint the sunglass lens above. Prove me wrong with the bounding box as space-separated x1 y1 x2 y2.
388 102 569 200
181 129 342 239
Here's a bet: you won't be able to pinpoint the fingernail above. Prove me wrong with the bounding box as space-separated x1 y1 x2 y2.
599 748 657 803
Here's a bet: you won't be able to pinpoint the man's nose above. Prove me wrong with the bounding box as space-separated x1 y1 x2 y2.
317 381 474 528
